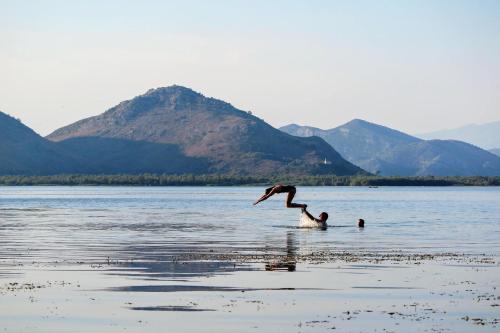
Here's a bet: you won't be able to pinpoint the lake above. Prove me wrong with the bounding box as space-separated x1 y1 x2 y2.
0 186 499 332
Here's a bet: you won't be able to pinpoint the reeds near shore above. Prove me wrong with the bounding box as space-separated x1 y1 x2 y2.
0 174 498 186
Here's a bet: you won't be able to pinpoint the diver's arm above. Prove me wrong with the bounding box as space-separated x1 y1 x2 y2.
302 208 320 222
253 186 278 205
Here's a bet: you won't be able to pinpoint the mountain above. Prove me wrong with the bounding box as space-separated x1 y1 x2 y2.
418 121 500 150
280 119 500 176
47 86 364 176
0 111 84 175
57 137 210 174
490 148 500 157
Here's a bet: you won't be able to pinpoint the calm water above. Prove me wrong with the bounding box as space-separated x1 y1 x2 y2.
1 186 499 333
1 186 499 262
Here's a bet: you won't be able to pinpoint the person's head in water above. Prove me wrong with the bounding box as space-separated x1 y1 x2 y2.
358 218 365 228
319 212 328 222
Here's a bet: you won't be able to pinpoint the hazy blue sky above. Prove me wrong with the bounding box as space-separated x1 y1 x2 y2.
1 0 499 135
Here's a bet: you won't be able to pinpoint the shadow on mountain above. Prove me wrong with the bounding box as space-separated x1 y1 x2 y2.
57 136 210 174
0 112 86 175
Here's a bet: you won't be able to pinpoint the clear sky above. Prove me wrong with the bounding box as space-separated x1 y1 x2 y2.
1 0 499 135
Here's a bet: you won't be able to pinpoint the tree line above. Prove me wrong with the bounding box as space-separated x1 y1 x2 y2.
0 174 498 186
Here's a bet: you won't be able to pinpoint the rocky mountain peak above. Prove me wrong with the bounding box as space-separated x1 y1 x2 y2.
45 87 364 176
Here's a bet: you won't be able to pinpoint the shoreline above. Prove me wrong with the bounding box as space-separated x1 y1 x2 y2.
0 174 499 186
2 250 498 266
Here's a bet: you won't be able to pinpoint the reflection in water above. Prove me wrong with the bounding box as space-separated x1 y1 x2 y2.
106 231 300 282
130 306 215 312
108 285 317 292
265 231 297 272
108 255 255 281
107 233 299 281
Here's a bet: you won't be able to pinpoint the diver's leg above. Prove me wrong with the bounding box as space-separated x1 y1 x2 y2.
286 188 306 208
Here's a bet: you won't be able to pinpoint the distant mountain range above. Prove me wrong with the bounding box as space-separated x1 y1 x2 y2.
418 121 500 150
2 85 499 177
280 120 500 176
0 86 363 176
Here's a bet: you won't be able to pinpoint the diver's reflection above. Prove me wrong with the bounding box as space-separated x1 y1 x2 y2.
265 231 297 272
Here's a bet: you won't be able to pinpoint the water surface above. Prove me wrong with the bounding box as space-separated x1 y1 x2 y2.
0 186 498 333
0 186 499 262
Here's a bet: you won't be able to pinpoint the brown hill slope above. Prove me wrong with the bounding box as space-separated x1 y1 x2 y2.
47 85 364 175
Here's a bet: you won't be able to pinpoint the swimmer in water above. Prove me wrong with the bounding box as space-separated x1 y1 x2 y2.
253 184 307 208
302 207 329 227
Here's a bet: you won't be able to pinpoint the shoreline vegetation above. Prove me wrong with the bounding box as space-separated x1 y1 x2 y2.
0 174 499 186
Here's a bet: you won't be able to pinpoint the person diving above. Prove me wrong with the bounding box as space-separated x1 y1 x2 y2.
253 184 306 208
